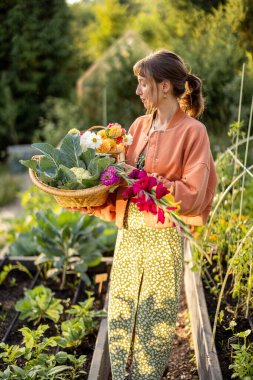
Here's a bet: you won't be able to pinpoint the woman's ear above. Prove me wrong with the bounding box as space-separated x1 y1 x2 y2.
162 80 171 93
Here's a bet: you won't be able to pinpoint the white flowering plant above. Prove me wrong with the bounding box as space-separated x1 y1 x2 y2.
20 126 133 190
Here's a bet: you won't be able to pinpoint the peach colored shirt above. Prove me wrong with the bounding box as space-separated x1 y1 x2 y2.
96 107 218 229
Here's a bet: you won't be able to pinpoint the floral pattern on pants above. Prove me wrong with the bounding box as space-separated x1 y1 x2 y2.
108 202 184 380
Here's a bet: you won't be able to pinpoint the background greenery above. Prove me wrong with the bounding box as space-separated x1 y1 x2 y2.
1 0 253 159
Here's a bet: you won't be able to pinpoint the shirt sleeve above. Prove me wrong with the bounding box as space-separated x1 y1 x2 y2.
155 124 213 216
92 192 116 222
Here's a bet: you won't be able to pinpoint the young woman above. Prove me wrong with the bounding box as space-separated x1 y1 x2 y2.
68 49 218 380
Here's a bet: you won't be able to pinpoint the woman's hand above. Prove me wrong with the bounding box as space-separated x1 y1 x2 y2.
120 162 136 174
64 206 96 215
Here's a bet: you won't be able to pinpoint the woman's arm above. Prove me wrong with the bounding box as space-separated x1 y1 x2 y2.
151 162 211 215
150 125 218 216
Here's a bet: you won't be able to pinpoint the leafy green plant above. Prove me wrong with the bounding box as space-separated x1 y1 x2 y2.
0 262 32 285
57 291 107 348
32 209 103 289
20 132 115 189
229 329 253 379
0 173 19 207
57 318 87 349
0 325 86 379
15 286 63 325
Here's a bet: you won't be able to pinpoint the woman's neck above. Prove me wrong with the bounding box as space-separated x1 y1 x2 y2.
155 99 179 127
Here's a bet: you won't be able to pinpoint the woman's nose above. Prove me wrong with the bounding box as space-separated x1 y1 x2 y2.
136 85 141 96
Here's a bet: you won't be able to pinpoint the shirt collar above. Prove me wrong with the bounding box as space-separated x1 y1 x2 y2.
144 106 187 134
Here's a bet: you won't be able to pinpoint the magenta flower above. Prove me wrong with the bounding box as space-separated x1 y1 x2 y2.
138 170 147 179
122 186 134 200
100 166 120 186
132 176 157 194
156 182 169 199
129 169 148 180
129 169 141 179
157 208 165 223
131 192 157 215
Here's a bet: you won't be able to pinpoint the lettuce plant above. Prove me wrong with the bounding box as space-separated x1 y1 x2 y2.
0 325 86 379
57 291 107 348
20 132 115 190
15 286 63 325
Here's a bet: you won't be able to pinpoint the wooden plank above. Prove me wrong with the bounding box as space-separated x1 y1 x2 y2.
2 254 113 273
88 283 111 380
184 238 223 380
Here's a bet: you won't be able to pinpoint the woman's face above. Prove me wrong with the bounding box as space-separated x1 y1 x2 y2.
136 75 157 109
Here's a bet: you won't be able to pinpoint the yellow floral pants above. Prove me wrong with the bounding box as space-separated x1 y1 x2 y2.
108 202 184 380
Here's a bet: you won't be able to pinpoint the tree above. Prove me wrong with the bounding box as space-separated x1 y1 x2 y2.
0 0 76 156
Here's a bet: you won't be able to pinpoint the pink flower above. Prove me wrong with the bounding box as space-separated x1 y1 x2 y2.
107 123 121 128
122 128 126 134
132 176 157 194
156 182 169 199
129 169 141 179
131 193 157 215
137 170 147 179
166 206 177 211
157 208 165 224
100 166 120 186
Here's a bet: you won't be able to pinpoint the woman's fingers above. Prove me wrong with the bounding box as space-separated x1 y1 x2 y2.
121 162 136 173
64 206 94 214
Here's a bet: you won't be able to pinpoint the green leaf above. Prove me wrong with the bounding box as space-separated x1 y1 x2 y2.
80 177 100 189
59 164 77 182
80 148 95 168
19 159 37 171
60 133 82 168
47 365 72 376
80 272 91 286
74 262 88 273
8 233 38 257
55 351 68 364
32 143 61 168
39 156 58 178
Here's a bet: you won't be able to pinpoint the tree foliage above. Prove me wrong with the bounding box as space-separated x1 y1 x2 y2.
0 0 76 157
1 0 253 156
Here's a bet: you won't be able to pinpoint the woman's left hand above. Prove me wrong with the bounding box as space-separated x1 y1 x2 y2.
120 162 136 173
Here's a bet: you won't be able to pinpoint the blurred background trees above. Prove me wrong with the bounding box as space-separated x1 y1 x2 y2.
0 0 253 159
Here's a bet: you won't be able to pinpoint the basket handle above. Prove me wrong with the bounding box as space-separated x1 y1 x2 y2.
87 125 106 132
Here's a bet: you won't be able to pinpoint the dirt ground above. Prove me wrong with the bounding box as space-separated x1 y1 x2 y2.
162 286 199 380
109 285 199 380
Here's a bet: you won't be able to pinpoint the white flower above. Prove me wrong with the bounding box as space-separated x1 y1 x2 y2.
80 132 102 150
123 133 133 146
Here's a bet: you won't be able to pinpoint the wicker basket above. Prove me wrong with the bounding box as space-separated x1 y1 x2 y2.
29 155 122 208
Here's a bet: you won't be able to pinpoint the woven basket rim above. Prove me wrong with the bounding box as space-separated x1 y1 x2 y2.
29 155 120 198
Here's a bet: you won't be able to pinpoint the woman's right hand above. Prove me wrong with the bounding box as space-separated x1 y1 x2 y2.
65 206 96 215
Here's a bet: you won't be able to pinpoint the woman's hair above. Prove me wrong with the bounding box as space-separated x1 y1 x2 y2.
133 49 204 118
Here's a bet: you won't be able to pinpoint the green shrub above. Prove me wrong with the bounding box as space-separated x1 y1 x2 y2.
0 173 19 207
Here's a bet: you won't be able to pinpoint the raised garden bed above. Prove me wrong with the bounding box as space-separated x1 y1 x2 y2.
184 238 223 380
0 255 113 379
